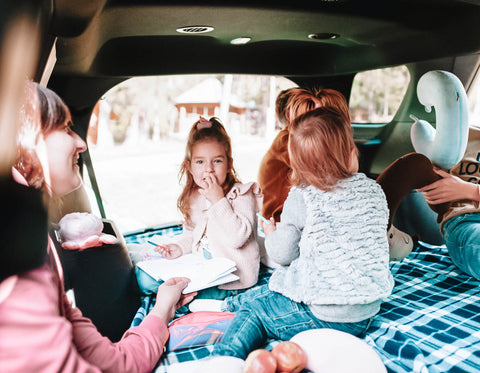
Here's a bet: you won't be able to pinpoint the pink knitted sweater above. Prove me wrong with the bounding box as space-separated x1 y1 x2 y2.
175 182 263 290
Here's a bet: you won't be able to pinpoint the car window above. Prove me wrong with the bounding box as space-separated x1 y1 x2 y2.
467 67 480 124
84 75 297 233
349 65 410 124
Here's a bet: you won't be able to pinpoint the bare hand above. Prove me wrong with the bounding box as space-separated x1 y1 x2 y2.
263 217 277 236
198 173 224 204
417 167 479 204
150 277 197 323
157 243 183 259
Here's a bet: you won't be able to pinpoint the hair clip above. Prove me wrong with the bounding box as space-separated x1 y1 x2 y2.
196 116 212 130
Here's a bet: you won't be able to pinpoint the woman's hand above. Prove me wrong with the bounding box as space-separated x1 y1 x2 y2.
418 167 480 204
155 243 183 259
150 277 196 324
263 217 277 236
198 173 224 204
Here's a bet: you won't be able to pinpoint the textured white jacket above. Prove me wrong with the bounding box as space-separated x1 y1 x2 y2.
267 173 394 322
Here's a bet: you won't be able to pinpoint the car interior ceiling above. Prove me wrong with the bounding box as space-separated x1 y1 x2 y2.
3 0 480 241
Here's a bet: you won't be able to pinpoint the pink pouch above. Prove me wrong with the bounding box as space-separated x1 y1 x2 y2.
167 311 234 351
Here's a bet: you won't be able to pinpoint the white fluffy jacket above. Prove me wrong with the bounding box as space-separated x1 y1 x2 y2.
175 182 262 290
267 173 394 322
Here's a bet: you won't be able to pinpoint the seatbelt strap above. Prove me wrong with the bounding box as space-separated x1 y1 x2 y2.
82 148 106 219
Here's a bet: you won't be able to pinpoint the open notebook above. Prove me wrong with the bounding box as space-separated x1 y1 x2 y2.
136 254 239 294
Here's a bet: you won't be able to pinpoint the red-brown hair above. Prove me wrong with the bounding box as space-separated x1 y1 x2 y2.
275 87 296 128
313 88 351 123
285 87 350 127
289 107 357 191
177 117 240 224
285 88 318 124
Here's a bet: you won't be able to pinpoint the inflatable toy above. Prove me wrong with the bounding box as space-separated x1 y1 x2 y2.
410 70 468 169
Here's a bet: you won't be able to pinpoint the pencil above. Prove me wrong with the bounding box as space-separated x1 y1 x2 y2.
256 212 270 225
147 241 169 254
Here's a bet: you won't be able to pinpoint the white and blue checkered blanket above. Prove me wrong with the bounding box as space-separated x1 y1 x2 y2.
126 228 480 373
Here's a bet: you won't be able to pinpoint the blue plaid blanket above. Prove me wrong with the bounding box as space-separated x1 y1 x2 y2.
365 242 480 373
126 228 480 373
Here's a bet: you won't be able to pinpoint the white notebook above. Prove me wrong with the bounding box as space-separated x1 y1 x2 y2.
136 254 239 294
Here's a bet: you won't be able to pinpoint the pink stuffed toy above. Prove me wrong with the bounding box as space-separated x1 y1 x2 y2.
58 212 117 250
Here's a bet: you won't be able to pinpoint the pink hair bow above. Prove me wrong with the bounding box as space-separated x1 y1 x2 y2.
197 116 212 130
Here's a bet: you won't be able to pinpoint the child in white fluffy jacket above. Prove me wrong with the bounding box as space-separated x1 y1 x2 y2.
202 107 394 364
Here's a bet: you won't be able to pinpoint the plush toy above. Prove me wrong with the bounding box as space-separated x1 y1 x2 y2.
58 212 117 250
290 329 386 373
410 70 469 169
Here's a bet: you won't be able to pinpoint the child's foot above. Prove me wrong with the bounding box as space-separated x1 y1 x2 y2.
188 299 223 312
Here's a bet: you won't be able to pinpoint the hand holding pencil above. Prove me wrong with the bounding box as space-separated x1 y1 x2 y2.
257 212 276 236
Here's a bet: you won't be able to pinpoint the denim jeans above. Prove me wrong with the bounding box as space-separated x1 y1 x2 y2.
443 213 480 280
221 265 273 311
212 284 373 359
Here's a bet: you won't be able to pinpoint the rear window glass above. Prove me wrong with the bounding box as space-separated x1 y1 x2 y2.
467 67 480 124
349 65 410 123
84 75 297 233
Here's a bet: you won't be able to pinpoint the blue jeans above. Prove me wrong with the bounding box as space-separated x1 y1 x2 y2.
212 284 373 359
221 265 273 311
443 213 480 280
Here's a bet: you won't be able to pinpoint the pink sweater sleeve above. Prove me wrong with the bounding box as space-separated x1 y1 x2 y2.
174 219 194 254
66 300 169 373
0 267 101 373
0 264 168 373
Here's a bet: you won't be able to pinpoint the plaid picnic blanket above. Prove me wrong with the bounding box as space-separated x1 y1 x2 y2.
126 227 480 373
365 242 480 373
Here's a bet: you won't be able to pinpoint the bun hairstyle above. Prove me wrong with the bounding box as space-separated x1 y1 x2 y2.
289 107 357 191
284 87 350 127
177 116 240 224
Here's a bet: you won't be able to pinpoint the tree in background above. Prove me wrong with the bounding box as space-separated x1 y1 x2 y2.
350 66 410 123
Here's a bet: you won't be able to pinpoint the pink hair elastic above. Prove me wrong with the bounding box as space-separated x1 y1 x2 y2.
196 116 212 130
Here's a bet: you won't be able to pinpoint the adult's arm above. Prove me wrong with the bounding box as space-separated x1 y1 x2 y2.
0 267 101 373
66 277 192 373
418 168 480 205
66 301 168 373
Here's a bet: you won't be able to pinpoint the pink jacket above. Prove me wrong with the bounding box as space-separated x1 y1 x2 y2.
1 169 169 372
0 245 168 373
175 182 263 290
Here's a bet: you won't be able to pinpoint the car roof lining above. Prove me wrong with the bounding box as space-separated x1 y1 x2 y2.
51 1 480 78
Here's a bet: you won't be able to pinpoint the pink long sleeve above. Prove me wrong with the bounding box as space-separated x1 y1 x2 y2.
66 299 168 373
0 252 169 373
0 265 101 373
